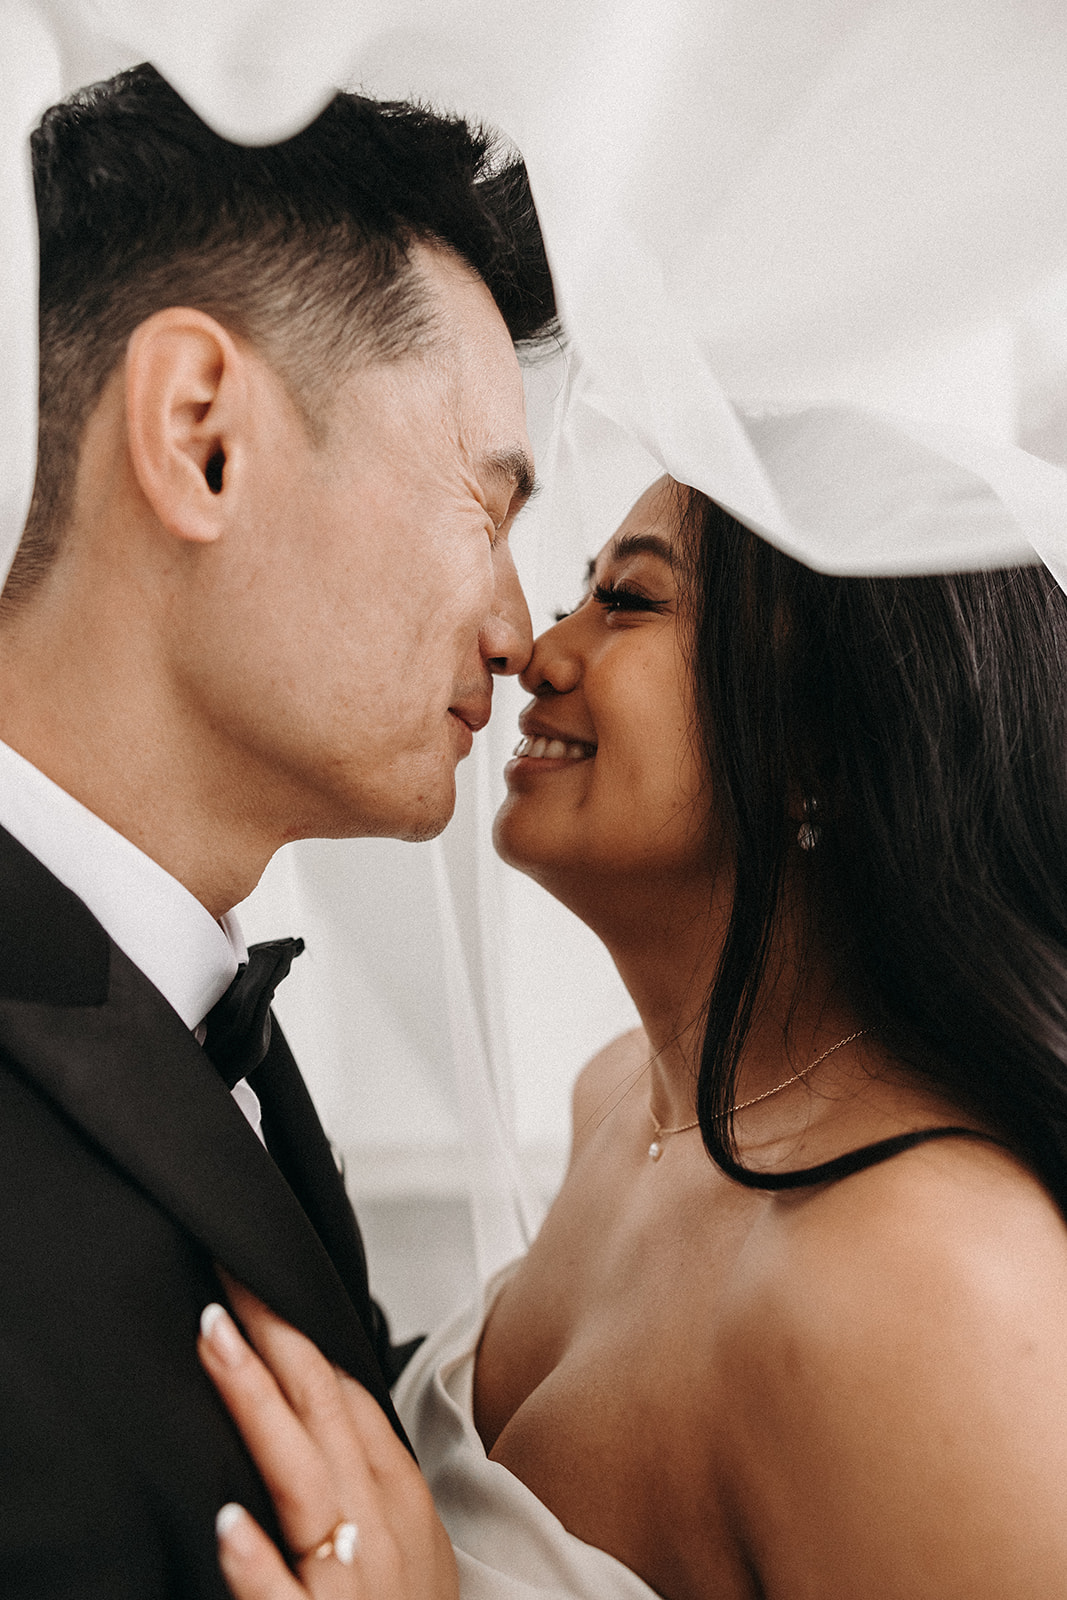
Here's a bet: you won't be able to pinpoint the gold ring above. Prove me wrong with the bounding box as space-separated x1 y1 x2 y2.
299 1519 359 1566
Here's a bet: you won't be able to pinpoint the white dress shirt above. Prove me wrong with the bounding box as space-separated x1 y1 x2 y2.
0 737 265 1140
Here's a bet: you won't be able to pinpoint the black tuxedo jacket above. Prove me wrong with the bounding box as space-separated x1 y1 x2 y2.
0 824 409 1598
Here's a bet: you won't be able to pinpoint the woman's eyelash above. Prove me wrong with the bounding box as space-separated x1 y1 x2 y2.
552 582 668 623
592 582 667 613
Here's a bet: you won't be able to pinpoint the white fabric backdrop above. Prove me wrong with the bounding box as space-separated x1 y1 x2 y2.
6 1 1067 1282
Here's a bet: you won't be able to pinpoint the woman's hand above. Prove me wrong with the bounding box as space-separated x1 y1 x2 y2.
198 1277 458 1599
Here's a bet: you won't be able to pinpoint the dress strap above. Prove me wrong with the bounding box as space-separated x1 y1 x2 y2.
720 1126 1009 1191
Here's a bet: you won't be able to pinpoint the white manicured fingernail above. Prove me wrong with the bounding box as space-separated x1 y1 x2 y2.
216 1503 258 1559
201 1302 224 1338
200 1302 244 1366
216 1503 243 1536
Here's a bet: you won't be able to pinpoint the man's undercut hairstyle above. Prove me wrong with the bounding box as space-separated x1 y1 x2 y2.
10 62 557 604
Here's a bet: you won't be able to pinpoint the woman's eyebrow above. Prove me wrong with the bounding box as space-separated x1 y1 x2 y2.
591 532 677 577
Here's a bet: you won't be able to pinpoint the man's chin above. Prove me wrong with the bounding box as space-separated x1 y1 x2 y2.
335 797 454 844
394 811 452 844
365 778 456 844
310 807 452 845
282 761 457 845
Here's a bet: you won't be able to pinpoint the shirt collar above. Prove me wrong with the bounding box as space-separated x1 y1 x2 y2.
0 738 244 1029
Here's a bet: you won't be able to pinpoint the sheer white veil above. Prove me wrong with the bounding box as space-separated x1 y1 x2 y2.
6 1 1067 1288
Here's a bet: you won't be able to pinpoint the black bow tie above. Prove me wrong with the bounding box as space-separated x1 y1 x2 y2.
202 936 305 1089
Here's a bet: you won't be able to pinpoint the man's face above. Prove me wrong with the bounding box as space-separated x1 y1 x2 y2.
174 246 535 844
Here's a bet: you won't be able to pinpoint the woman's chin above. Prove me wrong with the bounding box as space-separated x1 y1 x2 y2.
492 797 575 883
492 796 542 872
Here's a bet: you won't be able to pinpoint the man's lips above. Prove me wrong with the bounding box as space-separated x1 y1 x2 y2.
449 700 491 733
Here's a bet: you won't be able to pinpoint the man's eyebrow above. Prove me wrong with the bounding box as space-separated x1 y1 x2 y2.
480 447 538 509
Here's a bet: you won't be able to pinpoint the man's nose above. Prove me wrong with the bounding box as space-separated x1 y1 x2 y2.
481 545 533 676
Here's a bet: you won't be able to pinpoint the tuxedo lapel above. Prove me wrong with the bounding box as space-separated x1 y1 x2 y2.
255 1027 377 1326
0 816 109 1003
0 826 408 1441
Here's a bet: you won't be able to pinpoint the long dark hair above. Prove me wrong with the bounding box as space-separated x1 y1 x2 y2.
678 487 1067 1211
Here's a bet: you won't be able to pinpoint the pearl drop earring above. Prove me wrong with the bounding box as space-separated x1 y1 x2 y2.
797 796 820 851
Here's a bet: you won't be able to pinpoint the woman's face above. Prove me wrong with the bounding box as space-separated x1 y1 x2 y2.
493 479 714 911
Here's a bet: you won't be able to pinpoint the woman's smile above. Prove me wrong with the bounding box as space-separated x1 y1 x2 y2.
504 734 596 788
511 735 596 761
509 710 598 768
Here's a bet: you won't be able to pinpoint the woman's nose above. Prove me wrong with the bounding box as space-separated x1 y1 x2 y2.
519 611 584 696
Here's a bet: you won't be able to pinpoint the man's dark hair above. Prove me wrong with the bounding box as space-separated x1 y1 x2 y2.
11 62 556 603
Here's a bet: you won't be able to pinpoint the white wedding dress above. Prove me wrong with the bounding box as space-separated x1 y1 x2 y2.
393 1265 659 1599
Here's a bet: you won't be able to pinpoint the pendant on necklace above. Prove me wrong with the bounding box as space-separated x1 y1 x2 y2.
648 1139 663 1161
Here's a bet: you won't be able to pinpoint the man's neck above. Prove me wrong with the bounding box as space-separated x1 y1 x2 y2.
0 734 246 1025
0 606 269 917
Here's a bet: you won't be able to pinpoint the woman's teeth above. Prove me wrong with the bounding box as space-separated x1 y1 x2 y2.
513 735 595 761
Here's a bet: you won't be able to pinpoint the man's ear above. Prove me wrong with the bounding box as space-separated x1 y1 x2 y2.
125 308 249 544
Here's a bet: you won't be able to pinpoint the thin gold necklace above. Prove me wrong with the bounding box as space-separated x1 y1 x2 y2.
646 1028 870 1161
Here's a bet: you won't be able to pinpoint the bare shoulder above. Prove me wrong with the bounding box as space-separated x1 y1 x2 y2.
718 1137 1067 1595
569 1026 649 1161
